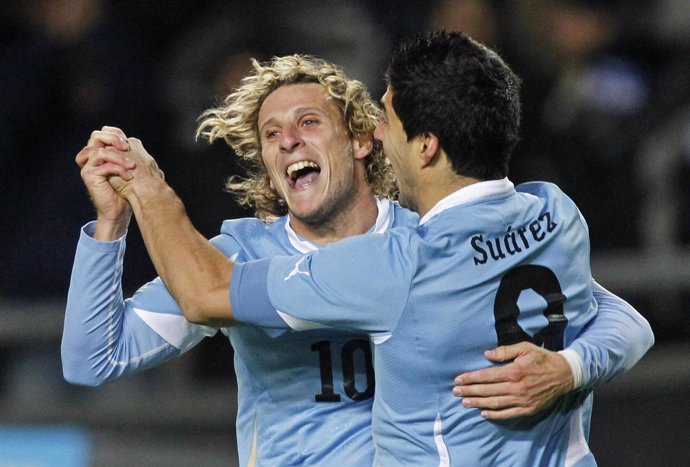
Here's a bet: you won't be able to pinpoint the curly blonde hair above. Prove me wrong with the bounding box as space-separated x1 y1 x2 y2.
196 54 397 220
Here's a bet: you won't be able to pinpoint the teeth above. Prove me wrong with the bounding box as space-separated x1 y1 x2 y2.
286 161 319 177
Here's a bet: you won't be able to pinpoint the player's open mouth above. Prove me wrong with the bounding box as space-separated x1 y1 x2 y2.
286 161 321 190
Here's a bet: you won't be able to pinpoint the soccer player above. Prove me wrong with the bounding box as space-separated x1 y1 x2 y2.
64 56 404 466
66 48 652 465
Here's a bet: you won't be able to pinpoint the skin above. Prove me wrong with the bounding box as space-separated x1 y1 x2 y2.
374 87 471 216
257 83 377 244
79 126 134 241
75 83 573 420
455 343 573 418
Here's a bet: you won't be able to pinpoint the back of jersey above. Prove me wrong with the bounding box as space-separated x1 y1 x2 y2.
373 182 597 466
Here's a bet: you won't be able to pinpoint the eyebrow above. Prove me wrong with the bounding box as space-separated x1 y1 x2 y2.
294 106 326 117
259 106 328 134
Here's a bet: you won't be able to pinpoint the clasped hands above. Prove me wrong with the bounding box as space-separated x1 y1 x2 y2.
75 126 166 240
76 126 164 197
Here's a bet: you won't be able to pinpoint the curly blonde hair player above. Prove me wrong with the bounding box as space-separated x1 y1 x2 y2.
195 54 397 220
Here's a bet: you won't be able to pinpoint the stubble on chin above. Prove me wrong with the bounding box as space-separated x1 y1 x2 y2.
294 185 356 229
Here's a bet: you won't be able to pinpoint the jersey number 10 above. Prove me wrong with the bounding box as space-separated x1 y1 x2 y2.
311 339 375 402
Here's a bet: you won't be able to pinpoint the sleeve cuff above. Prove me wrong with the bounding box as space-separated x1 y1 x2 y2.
231 259 287 328
80 221 127 252
558 348 585 390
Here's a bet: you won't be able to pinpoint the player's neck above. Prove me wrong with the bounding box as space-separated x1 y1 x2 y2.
416 171 481 219
289 191 379 247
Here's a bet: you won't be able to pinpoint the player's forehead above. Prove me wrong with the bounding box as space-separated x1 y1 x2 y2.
258 82 339 125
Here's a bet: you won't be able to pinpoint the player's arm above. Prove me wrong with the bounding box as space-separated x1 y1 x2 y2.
83 137 237 326
64 128 218 385
561 281 654 387
453 281 654 419
61 222 216 386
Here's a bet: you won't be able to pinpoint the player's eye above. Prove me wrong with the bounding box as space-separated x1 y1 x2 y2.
264 129 280 140
301 117 319 127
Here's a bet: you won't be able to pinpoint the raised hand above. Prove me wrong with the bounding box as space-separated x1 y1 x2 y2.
75 126 135 240
104 136 166 202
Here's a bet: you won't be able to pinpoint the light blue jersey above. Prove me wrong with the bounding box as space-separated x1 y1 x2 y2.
63 198 418 466
63 187 653 466
234 180 616 466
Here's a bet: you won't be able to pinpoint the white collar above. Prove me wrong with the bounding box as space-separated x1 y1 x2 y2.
419 178 514 225
285 197 392 253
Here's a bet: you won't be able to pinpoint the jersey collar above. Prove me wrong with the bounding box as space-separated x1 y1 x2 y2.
285 197 392 253
419 178 514 225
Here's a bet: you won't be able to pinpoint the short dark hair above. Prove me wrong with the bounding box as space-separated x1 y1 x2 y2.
386 30 521 180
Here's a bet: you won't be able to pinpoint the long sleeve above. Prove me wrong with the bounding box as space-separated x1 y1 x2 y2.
565 281 655 389
61 221 216 386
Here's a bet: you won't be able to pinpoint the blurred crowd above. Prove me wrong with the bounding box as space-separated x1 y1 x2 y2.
1 0 688 301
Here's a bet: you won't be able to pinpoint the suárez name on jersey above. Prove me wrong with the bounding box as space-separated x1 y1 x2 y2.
471 211 557 265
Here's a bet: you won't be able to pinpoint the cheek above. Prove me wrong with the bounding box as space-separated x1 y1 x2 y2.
261 151 278 175
388 150 408 179
260 154 284 191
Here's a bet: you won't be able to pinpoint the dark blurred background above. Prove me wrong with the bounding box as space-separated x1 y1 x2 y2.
0 0 688 465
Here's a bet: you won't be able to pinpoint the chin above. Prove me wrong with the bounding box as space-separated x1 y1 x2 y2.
293 209 329 225
293 199 342 226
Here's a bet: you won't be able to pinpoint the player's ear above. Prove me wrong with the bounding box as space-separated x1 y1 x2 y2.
352 134 374 160
419 132 440 168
